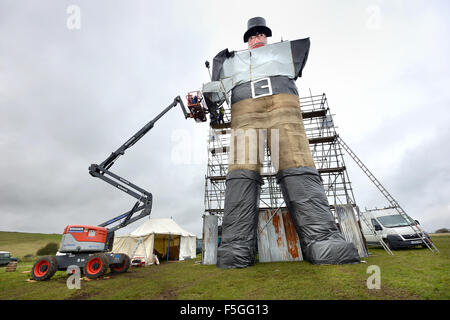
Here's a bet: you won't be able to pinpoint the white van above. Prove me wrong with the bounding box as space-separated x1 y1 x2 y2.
360 209 433 250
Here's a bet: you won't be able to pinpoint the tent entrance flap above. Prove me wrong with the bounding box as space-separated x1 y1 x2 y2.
154 234 180 261
112 234 155 264
113 218 198 262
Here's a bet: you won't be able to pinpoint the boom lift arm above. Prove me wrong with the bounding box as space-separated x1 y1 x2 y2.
30 96 200 281
89 96 189 233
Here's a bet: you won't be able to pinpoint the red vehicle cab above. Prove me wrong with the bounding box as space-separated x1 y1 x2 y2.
63 225 108 243
58 225 110 253
186 91 208 122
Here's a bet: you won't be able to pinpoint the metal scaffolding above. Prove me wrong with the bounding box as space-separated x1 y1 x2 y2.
203 90 438 256
203 92 357 225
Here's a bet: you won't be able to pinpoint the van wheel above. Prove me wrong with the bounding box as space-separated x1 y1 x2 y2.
383 238 392 250
421 242 431 249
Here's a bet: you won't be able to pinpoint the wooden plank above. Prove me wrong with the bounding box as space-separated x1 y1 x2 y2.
5 261 18 272
207 167 346 182
208 109 327 130
335 204 369 258
257 209 303 262
301 109 327 119
202 215 218 265
308 135 337 144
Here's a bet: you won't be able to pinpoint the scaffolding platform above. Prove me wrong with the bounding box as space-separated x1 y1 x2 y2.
202 91 435 258
204 92 357 222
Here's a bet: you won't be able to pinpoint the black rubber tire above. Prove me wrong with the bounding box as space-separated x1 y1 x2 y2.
84 254 107 279
110 254 131 274
383 238 393 250
422 241 432 249
98 253 110 276
31 256 58 281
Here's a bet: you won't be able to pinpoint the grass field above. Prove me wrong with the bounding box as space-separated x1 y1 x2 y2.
0 231 61 260
0 232 449 300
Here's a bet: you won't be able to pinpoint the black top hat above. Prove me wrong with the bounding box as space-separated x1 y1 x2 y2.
243 17 272 43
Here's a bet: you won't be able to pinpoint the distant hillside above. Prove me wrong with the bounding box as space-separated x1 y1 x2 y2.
0 231 62 258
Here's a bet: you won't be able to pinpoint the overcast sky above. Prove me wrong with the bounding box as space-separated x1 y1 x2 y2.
1 0 449 238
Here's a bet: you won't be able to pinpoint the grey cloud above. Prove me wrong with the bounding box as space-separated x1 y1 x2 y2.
1 1 449 238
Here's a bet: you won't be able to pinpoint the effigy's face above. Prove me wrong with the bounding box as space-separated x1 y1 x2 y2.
248 33 267 50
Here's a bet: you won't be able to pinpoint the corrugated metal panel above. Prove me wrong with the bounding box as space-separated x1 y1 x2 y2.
335 204 369 258
257 209 303 262
201 215 218 265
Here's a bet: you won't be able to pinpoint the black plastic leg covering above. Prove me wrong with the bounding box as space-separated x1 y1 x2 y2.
217 170 263 269
277 167 360 265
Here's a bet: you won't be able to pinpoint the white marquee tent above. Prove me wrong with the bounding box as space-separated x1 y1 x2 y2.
112 218 197 264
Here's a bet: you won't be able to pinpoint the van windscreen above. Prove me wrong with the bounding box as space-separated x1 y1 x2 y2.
378 215 414 228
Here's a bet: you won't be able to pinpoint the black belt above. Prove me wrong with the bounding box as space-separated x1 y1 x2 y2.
231 75 299 105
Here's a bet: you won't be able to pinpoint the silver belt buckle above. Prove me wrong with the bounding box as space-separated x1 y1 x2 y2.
251 77 273 99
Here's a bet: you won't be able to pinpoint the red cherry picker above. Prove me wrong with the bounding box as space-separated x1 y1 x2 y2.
31 96 196 280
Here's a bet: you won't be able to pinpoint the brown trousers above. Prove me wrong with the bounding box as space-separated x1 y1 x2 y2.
228 93 315 173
